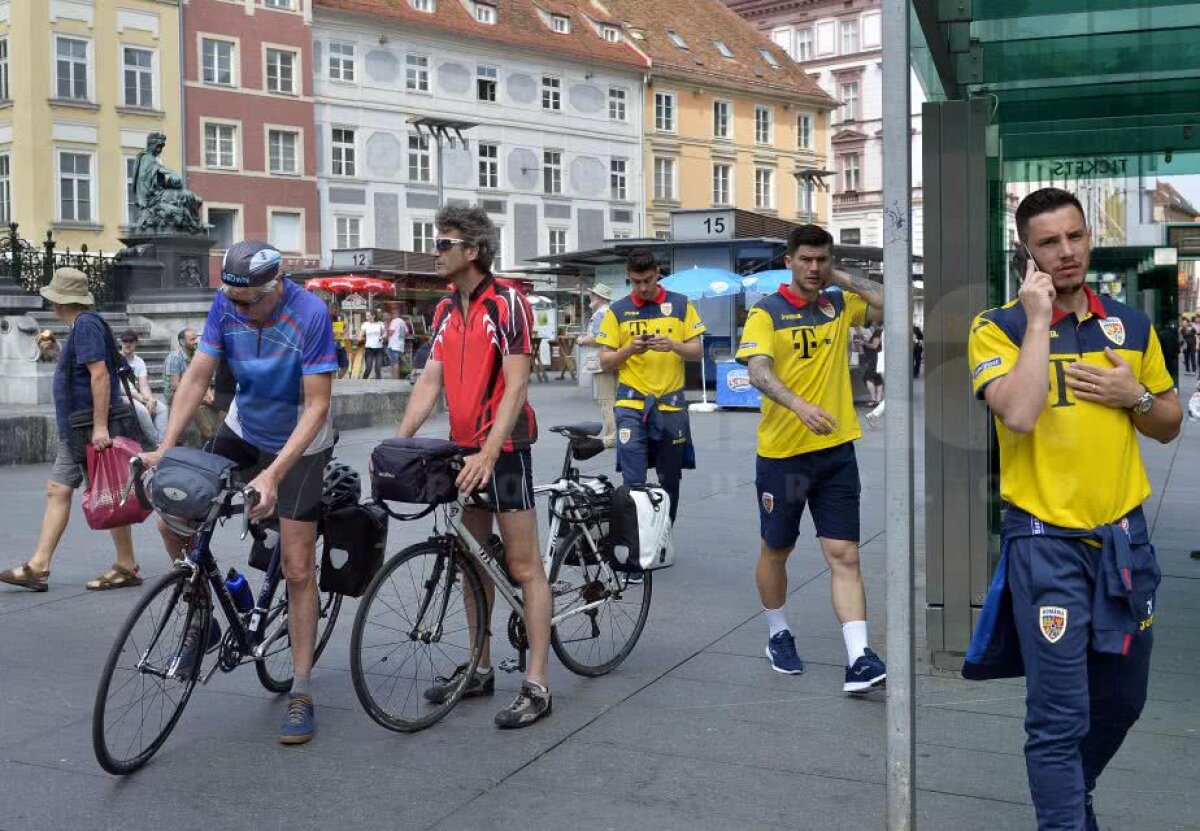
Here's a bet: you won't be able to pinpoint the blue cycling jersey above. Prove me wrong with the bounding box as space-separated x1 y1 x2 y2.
198 280 338 454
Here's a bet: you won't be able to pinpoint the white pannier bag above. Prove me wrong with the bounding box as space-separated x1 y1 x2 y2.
605 484 675 571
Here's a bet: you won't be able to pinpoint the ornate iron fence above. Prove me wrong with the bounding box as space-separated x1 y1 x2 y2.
1 223 118 309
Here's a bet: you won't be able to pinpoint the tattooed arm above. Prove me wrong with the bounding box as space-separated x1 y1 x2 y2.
747 355 836 436
830 270 884 321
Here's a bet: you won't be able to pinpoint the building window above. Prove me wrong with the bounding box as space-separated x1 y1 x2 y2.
406 54 430 92
124 155 138 225
56 36 89 100
0 154 11 225
58 152 92 222
478 142 498 188
712 164 731 206
797 179 814 215
477 65 498 101
543 150 562 195
714 41 734 59
0 39 8 101
269 210 302 253
797 112 813 150
268 129 299 175
412 220 434 253
755 105 773 146
331 127 356 177
409 133 431 182
602 25 621 43
328 42 355 82
204 123 237 169
771 29 791 55
202 39 234 86
551 14 570 34
755 168 774 209
492 230 504 269
795 28 813 61
608 87 626 121
266 48 297 95
840 81 859 121
475 3 496 24
208 208 237 249
667 30 688 50
548 228 567 256
759 48 780 68
121 46 154 109
610 158 627 200
841 228 862 245
841 19 860 54
655 92 676 132
411 0 435 11
841 153 860 191
862 12 882 48
542 75 561 111
263 0 294 8
713 100 731 139
335 216 361 249
653 157 676 201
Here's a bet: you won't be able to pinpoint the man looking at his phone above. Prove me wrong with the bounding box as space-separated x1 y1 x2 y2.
597 249 705 524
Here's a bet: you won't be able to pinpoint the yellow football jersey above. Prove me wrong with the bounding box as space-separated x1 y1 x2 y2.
736 285 867 457
969 288 1174 530
596 287 706 412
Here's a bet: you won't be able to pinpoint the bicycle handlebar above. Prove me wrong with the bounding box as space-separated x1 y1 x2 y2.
240 486 260 541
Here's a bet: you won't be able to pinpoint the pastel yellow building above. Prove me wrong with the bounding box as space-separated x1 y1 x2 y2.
0 0 183 254
599 0 835 238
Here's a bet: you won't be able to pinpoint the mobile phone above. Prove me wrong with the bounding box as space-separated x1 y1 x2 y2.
1011 244 1038 278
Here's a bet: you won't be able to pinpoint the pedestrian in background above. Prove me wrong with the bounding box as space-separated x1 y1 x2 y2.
330 308 350 379
163 328 221 443
913 324 924 379
861 322 884 407
576 283 616 447
1179 317 1195 374
359 310 385 380
386 311 409 379
119 330 169 445
0 269 145 592
966 187 1180 830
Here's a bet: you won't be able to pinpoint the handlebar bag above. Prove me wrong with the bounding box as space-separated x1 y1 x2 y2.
150 447 236 520
604 484 675 572
369 437 461 505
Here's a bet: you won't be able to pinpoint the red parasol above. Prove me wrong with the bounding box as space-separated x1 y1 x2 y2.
305 276 351 294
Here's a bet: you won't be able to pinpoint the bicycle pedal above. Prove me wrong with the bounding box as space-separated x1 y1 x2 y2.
498 658 521 674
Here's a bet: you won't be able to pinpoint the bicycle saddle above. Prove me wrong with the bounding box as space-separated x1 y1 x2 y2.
550 422 603 438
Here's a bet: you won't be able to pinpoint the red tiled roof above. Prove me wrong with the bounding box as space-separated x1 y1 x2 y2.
585 0 833 103
314 0 649 70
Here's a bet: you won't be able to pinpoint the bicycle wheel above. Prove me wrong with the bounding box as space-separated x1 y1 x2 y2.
350 540 487 732
550 528 652 677
255 580 343 694
92 569 209 775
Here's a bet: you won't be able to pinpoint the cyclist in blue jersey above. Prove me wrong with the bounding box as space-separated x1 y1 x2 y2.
142 241 337 745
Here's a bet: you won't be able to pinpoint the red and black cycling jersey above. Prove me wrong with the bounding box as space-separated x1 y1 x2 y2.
430 274 538 450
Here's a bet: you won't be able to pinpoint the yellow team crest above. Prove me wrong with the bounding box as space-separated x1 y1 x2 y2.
1098 317 1125 346
1039 606 1068 644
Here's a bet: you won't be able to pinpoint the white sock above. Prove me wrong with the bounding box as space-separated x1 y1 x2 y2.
842 620 869 663
764 607 791 638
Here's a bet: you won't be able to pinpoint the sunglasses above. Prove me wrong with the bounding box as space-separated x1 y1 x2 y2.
434 237 471 252
221 284 275 309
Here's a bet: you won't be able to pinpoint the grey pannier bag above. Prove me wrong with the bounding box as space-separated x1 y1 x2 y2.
150 447 236 520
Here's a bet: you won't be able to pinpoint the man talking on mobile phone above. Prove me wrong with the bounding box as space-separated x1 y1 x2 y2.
597 249 705 526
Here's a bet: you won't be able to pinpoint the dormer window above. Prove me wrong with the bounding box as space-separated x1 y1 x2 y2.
759 47 780 67
602 25 621 43
411 0 434 11
714 41 733 58
667 30 688 50
474 2 496 24
551 14 570 34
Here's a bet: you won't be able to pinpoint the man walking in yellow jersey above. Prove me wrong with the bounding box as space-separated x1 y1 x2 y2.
736 225 887 692
597 249 705 523
965 188 1180 830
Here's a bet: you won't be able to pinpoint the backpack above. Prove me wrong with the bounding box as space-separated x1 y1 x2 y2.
604 484 675 572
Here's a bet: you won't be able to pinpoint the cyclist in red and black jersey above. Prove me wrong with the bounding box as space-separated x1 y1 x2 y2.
397 206 552 728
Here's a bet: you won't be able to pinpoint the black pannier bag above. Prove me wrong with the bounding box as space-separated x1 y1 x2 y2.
319 502 389 597
369 437 461 505
150 447 236 520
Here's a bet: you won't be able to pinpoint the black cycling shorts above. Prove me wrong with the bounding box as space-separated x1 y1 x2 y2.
475 448 535 514
207 424 331 522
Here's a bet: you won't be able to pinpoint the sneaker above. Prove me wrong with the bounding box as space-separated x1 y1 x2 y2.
844 648 887 694
423 664 495 705
625 571 645 586
494 681 552 729
175 616 221 680
279 695 315 745
765 630 805 674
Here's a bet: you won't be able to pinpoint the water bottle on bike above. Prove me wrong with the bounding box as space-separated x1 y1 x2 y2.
225 568 254 614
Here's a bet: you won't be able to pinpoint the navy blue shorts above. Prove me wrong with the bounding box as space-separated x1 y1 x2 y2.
756 442 860 548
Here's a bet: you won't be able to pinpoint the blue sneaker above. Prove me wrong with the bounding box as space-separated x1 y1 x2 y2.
279 695 315 745
844 648 887 694
765 630 805 674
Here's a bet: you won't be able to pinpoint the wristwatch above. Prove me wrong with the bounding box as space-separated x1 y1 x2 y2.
1130 388 1154 415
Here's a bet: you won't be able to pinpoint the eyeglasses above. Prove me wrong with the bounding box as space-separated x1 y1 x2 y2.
220 282 276 309
434 237 470 252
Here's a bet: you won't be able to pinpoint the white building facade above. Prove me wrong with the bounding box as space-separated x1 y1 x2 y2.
311 9 646 270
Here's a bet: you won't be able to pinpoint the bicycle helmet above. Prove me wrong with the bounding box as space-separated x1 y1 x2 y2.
322 461 361 509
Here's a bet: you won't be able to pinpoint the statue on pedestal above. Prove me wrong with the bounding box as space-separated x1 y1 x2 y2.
131 132 208 235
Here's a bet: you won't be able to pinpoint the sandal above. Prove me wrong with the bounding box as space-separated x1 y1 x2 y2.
0 562 50 592
86 564 143 591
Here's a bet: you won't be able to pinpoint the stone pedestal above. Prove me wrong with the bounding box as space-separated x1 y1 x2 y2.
117 232 216 316
0 276 42 313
